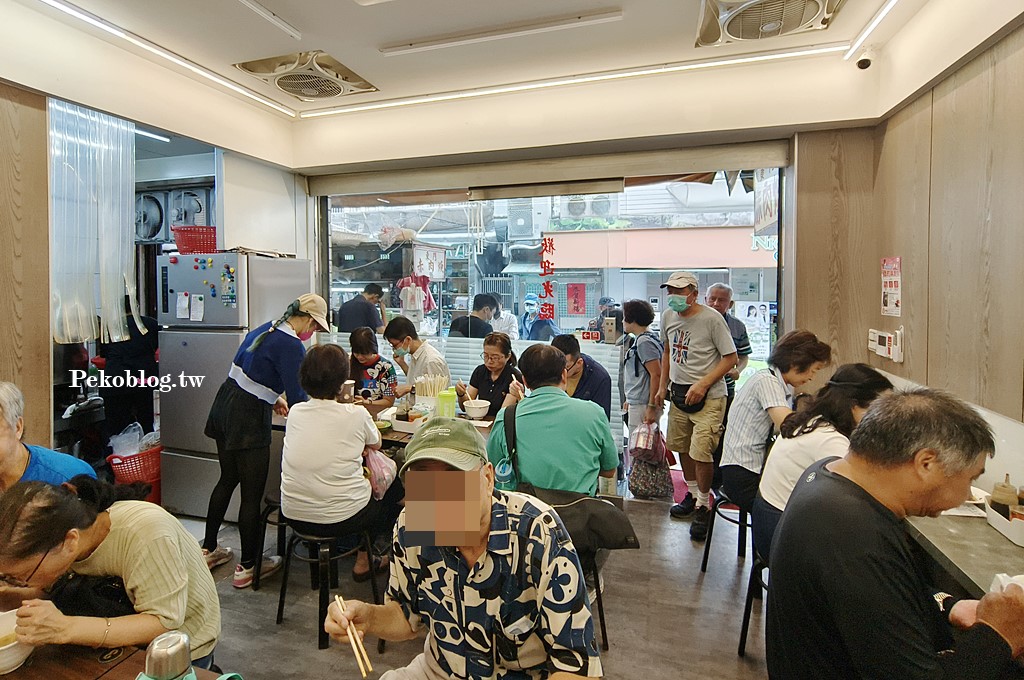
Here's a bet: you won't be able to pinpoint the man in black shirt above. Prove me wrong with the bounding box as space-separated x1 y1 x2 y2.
448 294 496 338
336 283 386 333
767 388 1024 679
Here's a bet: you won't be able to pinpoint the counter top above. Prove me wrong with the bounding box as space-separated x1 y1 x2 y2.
905 514 1023 599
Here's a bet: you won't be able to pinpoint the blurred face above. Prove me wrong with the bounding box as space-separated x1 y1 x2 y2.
565 354 583 379
706 288 733 316
404 461 493 546
783 361 827 388
915 453 986 517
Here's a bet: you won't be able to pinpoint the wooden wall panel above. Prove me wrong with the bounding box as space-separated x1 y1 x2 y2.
928 27 1024 420
0 82 51 445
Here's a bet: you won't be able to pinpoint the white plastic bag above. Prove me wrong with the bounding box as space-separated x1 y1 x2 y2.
109 422 143 457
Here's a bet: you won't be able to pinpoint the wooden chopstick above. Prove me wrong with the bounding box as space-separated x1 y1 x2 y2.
335 594 373 675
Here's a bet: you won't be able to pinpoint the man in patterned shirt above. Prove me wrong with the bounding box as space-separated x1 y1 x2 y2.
325 417 603 680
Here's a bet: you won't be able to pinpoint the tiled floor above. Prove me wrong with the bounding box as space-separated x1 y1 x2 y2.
182 497 768 679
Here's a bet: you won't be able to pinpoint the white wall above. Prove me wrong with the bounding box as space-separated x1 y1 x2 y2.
136 153 215 183
216 150 313 258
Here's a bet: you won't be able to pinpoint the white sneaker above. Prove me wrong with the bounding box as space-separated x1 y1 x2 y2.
233 556 282 589
202 545 233 570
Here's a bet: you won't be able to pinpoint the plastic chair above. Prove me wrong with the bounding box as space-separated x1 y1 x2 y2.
276 529 383 651
738 552 769 657
252 496 288 591
700 490 751 573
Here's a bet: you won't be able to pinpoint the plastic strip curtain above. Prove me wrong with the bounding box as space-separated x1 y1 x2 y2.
49 100 137 344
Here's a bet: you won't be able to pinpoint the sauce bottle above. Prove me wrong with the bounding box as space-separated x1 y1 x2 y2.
990 474 1018 520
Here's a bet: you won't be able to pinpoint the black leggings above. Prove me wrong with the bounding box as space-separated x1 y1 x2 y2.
203 444 269 568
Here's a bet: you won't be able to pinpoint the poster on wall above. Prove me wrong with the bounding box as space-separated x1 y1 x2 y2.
412 244 447 281
567 283 587 315
738 301 773 361
753 168 780 236
881 256 902 317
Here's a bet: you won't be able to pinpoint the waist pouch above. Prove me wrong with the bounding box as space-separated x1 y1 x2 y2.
671 383 707 414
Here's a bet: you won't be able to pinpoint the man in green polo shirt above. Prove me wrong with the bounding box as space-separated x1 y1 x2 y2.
486 344 618 496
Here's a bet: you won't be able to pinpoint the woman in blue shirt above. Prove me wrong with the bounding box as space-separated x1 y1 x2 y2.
201 294 329 589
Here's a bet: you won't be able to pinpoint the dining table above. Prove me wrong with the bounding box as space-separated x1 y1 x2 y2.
13 644 219 679
360 401 494 445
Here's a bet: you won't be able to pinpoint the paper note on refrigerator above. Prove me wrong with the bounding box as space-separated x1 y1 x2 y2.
176 293 189 319
190 294 205 321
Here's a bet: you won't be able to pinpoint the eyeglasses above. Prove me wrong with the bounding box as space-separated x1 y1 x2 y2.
480 352 506 362
0 548 50 588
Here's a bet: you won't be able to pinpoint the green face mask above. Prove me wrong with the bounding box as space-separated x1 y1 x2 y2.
667 294 691 313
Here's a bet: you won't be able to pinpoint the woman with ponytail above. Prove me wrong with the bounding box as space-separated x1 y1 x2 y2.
751 363 893 559
0 476 221 667
202 293 330 589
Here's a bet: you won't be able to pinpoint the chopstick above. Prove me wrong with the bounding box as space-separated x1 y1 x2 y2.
335 594 373 676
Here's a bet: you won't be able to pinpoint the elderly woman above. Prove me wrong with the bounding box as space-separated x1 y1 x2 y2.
281 344 404 581
455 332 523 418
0 477 220 667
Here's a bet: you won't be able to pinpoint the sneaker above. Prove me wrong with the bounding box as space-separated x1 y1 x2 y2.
232 556 282 589
689 506 711 541
669 492 696 519
202 545 233 570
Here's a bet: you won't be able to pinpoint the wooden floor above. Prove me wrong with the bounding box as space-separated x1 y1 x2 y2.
187 496 768 679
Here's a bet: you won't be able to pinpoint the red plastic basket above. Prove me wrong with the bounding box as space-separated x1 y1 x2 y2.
171 226 218 254
106 445 162 504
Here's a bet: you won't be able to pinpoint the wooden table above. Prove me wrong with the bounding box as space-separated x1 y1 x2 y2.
14 644 218 679
906 515 1024 599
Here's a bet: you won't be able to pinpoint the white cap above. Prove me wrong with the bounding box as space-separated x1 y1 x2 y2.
660 271 699 290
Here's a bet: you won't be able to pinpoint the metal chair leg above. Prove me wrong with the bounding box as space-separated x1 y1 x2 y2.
738 555 766 657
276 535 297 625
738 510 748 559
318 542 331 650
700 497 720 573
590 557 608 652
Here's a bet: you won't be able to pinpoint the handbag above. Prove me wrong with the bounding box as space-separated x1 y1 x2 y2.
48 572 135 619
628 458 674 499
670 383 707 414
629 422 666 464
499 404 640 554
364 448 397 500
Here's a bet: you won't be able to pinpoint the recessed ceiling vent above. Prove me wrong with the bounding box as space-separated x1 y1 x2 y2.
235 51 377 101
696 0 845 47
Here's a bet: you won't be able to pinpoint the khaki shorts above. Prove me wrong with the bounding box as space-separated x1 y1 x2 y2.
666 397 727 463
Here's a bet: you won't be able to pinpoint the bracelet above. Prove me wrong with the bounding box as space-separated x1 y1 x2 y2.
97 618 111 649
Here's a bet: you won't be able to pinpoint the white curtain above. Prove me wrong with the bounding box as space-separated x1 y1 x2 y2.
49 99 137 343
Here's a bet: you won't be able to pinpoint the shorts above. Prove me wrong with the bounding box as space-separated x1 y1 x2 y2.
666 396 726 463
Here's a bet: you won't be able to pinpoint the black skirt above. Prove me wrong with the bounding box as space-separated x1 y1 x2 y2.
204 378 273 450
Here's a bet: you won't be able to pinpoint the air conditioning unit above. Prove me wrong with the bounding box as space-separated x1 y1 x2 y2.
696 0 845 47
135 191 171 243
235 51 377 102
559 194 620 219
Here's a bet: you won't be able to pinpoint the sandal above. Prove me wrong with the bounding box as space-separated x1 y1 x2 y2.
352 555 389 582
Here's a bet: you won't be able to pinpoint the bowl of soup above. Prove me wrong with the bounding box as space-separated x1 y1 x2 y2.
0 610 33 674
464 399 490 420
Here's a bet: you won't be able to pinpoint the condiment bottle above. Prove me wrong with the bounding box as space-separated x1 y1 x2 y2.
990 474 1018 520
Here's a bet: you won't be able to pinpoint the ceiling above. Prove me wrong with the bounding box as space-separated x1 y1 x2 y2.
135 131 214 160
39 0 928 116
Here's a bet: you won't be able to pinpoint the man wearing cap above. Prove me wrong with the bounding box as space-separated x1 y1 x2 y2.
519 292 561 342
325 416 604 680
588 297 619 343
656 272 737 541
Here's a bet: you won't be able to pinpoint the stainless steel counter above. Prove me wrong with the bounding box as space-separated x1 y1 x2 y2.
906 515 1023 599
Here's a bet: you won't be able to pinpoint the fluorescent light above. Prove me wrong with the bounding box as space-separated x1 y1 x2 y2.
235 0 302 41
380 10 623 56
844 0 900 60
302 43 849 118
33 0 296 117
135 129 171 142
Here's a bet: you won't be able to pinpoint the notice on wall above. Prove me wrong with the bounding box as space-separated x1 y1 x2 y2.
190 294 205 322
567 283 587 315
881 257 902 317
738 301 774 361
176 293 189 319
753 168 780 236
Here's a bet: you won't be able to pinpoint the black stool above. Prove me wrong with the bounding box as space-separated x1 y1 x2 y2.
253 496 288 591
700 490 751 573
738 552 769 657
276 529 383 650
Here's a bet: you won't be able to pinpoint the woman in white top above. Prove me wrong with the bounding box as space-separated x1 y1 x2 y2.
281 344 404 581
751 363 893 560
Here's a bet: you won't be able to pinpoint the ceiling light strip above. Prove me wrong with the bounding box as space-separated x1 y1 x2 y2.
34 0 295 117
380 10 623 56
303 43 849 118
135 129 171 142
844 0 900 60
236 0 302 41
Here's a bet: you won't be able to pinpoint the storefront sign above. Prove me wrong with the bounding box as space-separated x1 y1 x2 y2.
881 256 902 317
567 283 587 315
412 243 447 281
538 237 557 320
754 168 779 236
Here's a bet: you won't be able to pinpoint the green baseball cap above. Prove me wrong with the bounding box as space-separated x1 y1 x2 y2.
399 417 488 477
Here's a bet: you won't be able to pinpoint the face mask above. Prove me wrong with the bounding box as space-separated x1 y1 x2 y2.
394 342 410 358
524 304 538 316
298 329 315 341
667 294 691 313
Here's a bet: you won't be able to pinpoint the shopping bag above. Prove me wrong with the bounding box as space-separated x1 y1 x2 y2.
630 423 665 464
628 458 675 499
364 448 397 500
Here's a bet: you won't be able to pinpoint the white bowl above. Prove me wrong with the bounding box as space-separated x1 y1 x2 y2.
464 399 490 420
0 610 33 675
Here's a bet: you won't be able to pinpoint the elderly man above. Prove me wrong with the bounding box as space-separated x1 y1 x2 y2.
656 271 737 541
384 316 450 398
337 283 387 333
550 334 613 419
0 382 95 492
704 283 753 490
325 416 604 680
519 293 560 341
767 389 1024 678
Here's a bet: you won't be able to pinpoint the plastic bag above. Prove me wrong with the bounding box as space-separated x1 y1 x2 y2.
365 448 397 500
139 430 161 450
629 422 664 464
108 422 143 457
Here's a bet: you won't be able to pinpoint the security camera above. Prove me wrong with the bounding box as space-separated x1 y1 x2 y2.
856 49 874 70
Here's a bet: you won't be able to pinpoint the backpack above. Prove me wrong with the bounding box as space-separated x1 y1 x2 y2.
625 331 663 378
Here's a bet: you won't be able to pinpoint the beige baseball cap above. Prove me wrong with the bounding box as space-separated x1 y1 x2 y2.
660 271 699 290
297 293 330 331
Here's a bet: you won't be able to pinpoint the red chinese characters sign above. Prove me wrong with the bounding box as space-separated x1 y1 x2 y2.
566 283 586 315
538 237 557 320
